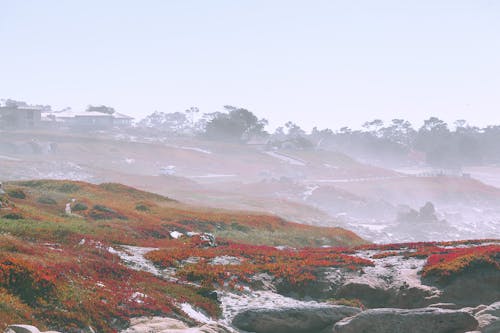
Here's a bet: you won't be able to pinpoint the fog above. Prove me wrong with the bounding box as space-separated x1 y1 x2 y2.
2 102 500 243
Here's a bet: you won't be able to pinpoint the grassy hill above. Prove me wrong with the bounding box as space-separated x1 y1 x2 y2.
0 179 365 332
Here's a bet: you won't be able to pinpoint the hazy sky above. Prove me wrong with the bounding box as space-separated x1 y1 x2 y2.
1 0 499 130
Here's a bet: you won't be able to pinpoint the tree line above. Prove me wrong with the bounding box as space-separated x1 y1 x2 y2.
2 98 495 168
137 106 500 168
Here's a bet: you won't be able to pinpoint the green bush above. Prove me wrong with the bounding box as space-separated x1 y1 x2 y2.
58 183 81 193
72 203 88 211
90 205 127 220
7 189 26 200
37 197 57 205
2 213 23 220
135 204 150 212
93 205 115 213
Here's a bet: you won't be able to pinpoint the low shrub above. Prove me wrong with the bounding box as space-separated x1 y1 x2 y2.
89 205 127 220
2 213 23 220
72 203 88 211
93 205 115 213
37 197 57 205
58 183 81 193
135 204 150 212
7 189 26 200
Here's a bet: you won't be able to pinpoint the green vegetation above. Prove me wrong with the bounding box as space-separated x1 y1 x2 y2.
37 196 57 205
72 202 88 211
7 189 26 199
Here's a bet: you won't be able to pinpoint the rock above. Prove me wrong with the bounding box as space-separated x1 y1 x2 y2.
232 305 361 333
332 307 478 333
170 231 184 239
121 317 189 332
4 326 61 333
120 317 233 333
189 323 233 333
474 301 500 333
335 282 392 307
423 266 500 307
334 281 433 308
5 326 40 333
470 305 489 315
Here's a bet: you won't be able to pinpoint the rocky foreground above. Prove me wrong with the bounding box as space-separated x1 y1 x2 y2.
6 239 499 333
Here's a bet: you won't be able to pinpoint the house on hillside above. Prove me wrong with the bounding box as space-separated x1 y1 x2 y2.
112 112 134 127
49 108 134 129
0 105 42 128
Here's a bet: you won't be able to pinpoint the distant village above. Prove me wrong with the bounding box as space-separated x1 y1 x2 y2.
0 99 133 130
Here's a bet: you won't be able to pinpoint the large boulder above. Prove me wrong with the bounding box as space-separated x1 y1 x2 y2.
232 305 361 333
120 317 189 332
120 317 233 333
332 307 478 333
334 281 433 308
474 301 500 333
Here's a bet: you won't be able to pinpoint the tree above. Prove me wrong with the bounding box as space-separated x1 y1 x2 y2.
87 105 115 114
362 119 384 137
185 107 199 127
381 119 416 146
204 106 268 142
414 117 453 166
284 121 305 138
138 111 190 134
338 126 352 134
4 99 28 107
421 117 449 133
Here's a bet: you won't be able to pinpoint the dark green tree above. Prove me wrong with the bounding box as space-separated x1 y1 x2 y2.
204 106 268 142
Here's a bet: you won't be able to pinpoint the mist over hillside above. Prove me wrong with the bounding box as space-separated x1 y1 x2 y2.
1 101 500 243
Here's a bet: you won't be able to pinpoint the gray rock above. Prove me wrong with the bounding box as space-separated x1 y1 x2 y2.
4 325 60 333
232 305 361 333
4 326 61 333
5 326 40 333
474 301 500 333
332 307 478 333
193 323 234 333
334 281 432 309
424 267 500 307
120 317 189 332
120 317 234 333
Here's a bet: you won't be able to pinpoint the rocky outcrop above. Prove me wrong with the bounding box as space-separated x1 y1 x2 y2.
332 307 478 333
232 305 361 333
334 281 435 308
423 267 500 307
474 302 500 333
276 254 441 309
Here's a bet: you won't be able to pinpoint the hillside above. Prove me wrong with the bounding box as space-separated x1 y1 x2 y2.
0 179 364 331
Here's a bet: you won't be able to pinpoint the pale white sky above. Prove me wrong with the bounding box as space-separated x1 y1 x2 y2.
1 0 499 130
